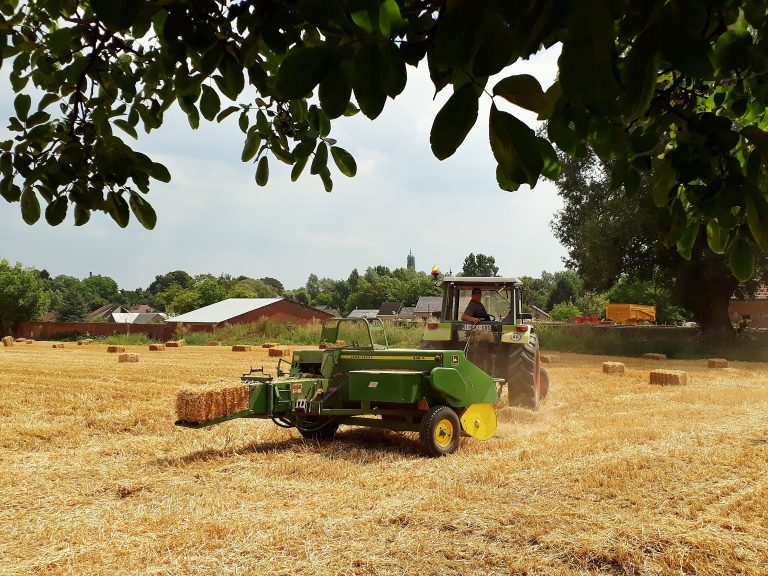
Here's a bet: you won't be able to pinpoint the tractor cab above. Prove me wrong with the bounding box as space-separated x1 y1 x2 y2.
438 276 528 327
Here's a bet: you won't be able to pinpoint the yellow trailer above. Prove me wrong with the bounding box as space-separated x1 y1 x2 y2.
605 303 656 324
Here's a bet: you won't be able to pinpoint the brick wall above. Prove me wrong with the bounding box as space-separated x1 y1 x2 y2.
729 300 768 328
13 321 175 340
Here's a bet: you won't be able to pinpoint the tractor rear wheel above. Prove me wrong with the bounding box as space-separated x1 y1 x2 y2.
419 405 461 457
297 418 338 441
507 333 544 410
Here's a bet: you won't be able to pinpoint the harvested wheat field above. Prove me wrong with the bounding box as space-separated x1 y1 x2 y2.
1 344 767 575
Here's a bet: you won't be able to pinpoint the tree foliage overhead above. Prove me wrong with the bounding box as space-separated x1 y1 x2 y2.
2 1 767 280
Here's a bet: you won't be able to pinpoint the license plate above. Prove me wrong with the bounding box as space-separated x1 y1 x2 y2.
460 323 492 331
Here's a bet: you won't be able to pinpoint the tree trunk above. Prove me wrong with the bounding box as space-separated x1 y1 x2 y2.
675 250 738 333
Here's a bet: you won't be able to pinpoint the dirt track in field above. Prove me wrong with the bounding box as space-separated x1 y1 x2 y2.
1 342 767 575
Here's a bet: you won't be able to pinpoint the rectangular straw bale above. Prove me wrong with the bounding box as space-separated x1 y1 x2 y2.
232 345 251 352
149 344 165 351
52 343 65 349
166 339 186 348
642 353 667 360
77 339 93 345
2 336 13 347
602 361 625 375
541 354 557 364
16 337 26 343
107 345 125 353
708 358 729 368
207 341 221 346
268 347 288 357
175 383 250 423
262 342 279 348
649 369 687 386
118 353 139 363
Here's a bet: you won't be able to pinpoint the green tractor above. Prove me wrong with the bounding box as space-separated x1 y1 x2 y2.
176 317 501 456
420 274 549 409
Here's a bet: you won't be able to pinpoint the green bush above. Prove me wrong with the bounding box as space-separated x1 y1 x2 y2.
549 302 581 322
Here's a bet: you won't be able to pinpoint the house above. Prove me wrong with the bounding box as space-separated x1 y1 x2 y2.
166 298 333 328
398 306 415 320
377 301 403 320
346 309 379 319
729 285 768 328
314 305 341 317
128 304 155 313
109 312 167 324
88 303 125 320
413 296 442 321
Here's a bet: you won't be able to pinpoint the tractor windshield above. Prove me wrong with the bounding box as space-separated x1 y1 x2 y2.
319 318 389 349
457 287 513 321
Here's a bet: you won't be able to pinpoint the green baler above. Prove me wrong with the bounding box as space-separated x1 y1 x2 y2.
176 318 500 456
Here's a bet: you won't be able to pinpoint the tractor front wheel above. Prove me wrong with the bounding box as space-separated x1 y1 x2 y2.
419 405 461 457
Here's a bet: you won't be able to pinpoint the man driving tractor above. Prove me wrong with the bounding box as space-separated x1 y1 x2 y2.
461 288 491 324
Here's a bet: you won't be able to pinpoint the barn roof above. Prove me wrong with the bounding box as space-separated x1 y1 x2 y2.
167 298 281 324
414 296 443 314
346 309 379 319
377 301 403 316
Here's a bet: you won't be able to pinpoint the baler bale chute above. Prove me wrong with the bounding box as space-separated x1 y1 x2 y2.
176 317 503 456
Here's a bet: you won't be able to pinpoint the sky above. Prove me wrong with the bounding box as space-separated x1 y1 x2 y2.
0 45 568 291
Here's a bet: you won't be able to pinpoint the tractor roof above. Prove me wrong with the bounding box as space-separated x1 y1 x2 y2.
442 276 522 286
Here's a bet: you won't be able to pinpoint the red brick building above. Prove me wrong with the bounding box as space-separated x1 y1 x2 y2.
166 298 333 329
729 286 768 328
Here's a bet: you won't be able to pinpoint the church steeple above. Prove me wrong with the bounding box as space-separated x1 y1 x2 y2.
407 249 415 271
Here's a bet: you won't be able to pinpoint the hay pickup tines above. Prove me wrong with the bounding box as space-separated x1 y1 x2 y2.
175 318 500 456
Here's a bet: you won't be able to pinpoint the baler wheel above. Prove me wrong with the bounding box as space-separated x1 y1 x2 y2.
419 405 461 457
298 418 339 441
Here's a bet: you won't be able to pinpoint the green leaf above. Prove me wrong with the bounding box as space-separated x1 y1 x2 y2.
74 204 91 226
620 31 659 121
129 194 157 230
706 219 727 254
473 19 516 77
430 83 479 161
675 218 700 260
379 0 403 37
216 53 244 100
311 142 328 175
380 43 406 98
728 233 754 281
241 131 261 163
353 43 386 119
492 74 547 114
319 168 333 192
48 28 73 58
216 105 239 123
44 196 68 226
14 93 31 122
20 186 40 224
200 85 221 122
105 192 130 228
37 93 59 112
276 46 333 99
319 58 352 119
147 162 171 183
330 146 357 177
538 138 561 180
745 193 768 251
651 158 676 207
495 166 521 192
489 104 542 188
255 156 269 186
91 0 146 31
291 155 309 182
114 119 137 139
434 0 488 68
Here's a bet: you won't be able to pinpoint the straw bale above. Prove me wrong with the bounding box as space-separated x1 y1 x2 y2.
708 358 729 369
649 369 687 386
51 343 65 349
541 354 557 363
148 344 165 351
25 339 34 344
166 339 186 348
15 337 26 343
268 347 288 357
232 345 251 352
207 341 221 346
642 352 667 360
175 383 250 423
602 361 625 375
262 342 279 348
77 339 93 345
107 345 125 353
118 353 139 363
1 336 13 347
319 340 345 350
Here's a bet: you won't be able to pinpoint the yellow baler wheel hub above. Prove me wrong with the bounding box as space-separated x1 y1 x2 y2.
460 403 497 441
434 418 455 448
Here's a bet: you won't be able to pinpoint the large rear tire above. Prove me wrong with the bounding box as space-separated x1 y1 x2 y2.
507 333 543 410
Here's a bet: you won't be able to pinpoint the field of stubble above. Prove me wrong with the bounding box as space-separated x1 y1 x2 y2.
1 342 767 575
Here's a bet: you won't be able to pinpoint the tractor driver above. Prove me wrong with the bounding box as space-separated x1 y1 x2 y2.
462 288 491 324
